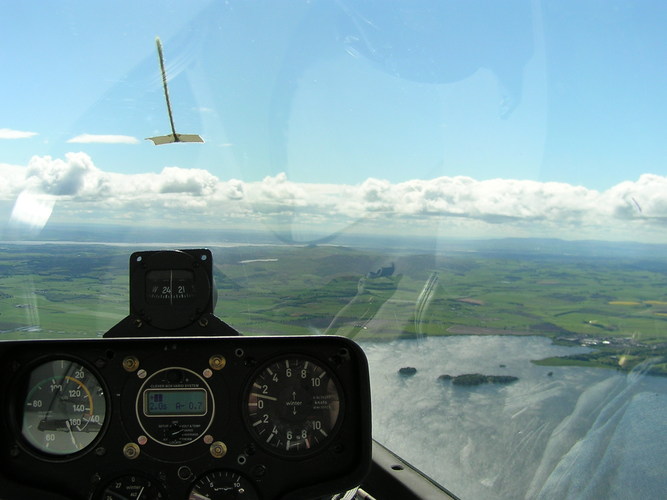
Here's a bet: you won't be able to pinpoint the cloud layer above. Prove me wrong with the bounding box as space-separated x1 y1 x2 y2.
67 134 139 144
0 128 38 139
2 153 666 242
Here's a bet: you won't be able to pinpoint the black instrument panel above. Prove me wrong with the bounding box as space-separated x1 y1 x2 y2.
0 335 371 500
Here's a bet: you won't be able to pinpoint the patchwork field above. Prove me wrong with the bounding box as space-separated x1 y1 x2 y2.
1 241 666 373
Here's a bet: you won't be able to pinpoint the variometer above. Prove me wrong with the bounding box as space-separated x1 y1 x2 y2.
245 356 342 456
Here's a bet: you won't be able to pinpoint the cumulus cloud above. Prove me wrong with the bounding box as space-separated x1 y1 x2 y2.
0 128 38 139
3 153 667 242
256 172 308 205
603 174 667 221
0 163 28 200
158 166 218 196
67 134 139 144
24 152 109 197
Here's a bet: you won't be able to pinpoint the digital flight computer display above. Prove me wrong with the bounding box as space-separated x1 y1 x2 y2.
144 389 207 417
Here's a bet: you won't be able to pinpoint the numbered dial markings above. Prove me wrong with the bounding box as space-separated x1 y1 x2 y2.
146 269 196 305
21 359 106 456
99 474 166 500
246 357 341 455
188 470 258 500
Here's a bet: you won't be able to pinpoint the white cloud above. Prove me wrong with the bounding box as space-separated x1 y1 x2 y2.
2 154 667 243
0 128 38 139
158 166 218 196
0 163 27 198
603 174 667 221
67 134 139 144
24 153 108 197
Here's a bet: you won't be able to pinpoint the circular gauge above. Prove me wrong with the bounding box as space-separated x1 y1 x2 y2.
188 470 259 500
136 367 214 447
245 356 341 456
130 249 213 330
21 359 106 456
98 474 166 500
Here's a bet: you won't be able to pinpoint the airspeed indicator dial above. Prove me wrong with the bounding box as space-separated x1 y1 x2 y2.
21 359 106 456
245 356 341 456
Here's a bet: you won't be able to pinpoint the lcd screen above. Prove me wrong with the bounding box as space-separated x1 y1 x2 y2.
144 389 207 416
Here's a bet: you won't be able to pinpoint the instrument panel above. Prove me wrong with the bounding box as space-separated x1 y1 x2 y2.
0 335 371 500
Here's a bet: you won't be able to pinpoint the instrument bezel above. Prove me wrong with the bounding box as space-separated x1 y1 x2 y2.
243 353 345 458
8 354 110 462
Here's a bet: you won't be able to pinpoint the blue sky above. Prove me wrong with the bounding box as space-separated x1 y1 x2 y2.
1 1 667 243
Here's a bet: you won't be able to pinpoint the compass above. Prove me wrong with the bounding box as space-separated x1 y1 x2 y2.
129 249 213 330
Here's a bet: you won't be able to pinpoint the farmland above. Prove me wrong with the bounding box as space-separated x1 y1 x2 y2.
1 240 666 374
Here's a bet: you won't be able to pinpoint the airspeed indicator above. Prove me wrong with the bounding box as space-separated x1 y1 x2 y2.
21 359 106 456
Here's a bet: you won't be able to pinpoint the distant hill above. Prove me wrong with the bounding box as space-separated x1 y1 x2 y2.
23 224 667 263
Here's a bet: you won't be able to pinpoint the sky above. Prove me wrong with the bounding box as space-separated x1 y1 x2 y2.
1 0 667 244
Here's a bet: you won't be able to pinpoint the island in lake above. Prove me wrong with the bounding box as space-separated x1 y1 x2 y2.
398 366 418 376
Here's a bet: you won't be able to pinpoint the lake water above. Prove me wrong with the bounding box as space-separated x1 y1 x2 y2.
360 335 667 499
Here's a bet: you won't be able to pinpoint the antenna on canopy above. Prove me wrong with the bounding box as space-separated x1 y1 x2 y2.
146 37 204 145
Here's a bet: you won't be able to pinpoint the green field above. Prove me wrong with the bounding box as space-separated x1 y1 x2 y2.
0 245 129 336
1 242 666 374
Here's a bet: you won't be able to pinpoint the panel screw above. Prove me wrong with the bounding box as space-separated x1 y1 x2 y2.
210 441 227 459
122 356 140 372
209 355 226 371
123 443 141 460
